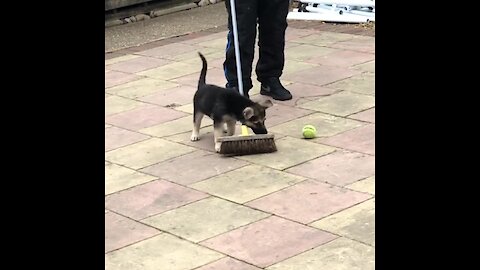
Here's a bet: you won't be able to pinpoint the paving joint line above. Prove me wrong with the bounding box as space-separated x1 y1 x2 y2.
106 178 374 261
105 207 271 268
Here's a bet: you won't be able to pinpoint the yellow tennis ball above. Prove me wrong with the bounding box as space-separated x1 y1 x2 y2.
302 125 317 139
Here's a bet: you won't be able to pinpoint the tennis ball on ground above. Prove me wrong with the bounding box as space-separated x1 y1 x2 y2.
302 125 317 139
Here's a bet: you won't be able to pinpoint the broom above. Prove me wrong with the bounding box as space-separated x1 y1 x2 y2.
218 0 277 156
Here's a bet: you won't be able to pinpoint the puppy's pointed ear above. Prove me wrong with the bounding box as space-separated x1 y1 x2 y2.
243 107 254 119
258 99 273 108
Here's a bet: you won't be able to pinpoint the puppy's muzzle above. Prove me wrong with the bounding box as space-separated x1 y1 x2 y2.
251 127 268 134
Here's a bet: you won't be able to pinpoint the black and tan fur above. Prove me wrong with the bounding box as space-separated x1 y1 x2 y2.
191 53 273 152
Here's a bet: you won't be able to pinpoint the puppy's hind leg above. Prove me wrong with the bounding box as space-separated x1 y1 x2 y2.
191 110 204 141
226 119 236 136
213 120 225 153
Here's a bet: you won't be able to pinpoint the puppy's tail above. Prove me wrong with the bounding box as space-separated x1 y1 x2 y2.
198 52 207 86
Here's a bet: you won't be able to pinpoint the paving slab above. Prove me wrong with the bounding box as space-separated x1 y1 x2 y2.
195 257 261 270
140 150 248 185
269 113 364 138
319 124 375 155
105 138 196 169
137 61 200 80
105 95 145 116
190 165 305 203
237 136 336 170
105 180 208 220
105 163 157 195
139 85 196 107
105 234 224 270
105 126 149 152
311 199 375 246
200 216 337 268
106 56 172 73
105 211 160 253
105 104 187 130
140 115 213 138
105 70 143 88
298 91 375 117
106 77 179 99
346 176 375 195
326 72 375 96
143 197 269 242
266 237 374 270
349 108 375 123
282 65 361 87
247 180 372 224
286 150 375 186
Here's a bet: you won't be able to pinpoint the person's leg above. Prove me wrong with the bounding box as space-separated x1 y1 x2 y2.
223 0 258 97
256 0 292 100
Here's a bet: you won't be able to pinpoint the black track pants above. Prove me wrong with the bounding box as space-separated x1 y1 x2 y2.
223 0 290 91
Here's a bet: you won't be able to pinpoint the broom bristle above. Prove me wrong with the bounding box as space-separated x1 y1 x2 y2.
219 137 277 156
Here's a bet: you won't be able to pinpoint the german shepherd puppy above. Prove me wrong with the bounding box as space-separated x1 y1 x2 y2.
191 53 273 152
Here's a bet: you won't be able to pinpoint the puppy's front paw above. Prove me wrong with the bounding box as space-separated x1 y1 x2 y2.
190 134 200 141
215 142 221 153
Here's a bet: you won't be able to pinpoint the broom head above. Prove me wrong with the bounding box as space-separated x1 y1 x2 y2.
218 134 277 156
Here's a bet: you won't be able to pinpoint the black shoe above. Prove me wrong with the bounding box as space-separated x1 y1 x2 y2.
260 78 292 101
225 83 249 99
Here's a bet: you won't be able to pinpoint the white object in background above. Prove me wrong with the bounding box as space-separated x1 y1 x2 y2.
288 0 374 23
297 0 374 7
288 8 372 23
